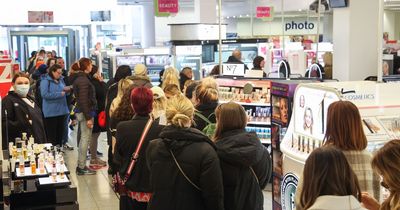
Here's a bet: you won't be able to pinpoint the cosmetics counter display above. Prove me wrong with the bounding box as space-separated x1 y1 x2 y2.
278 81 400 209
216 78 272 144
270 80 309 210
2 134 78 209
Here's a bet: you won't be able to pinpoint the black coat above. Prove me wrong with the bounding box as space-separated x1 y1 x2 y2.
69 71 97 120
114 115 164 192
215 129 272 210
193 102 218 131
146 126 224 210
90 77 107 133
105 82 118 144
2 92 47 149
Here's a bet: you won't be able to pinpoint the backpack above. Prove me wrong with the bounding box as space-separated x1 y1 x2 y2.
34 77 50 108
195 112 216 138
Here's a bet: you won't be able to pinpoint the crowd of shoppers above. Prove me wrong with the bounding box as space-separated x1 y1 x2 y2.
4 49 400 210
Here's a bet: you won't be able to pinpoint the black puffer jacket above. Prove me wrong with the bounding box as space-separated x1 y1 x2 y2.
193 102 218 131
114 116 163 192
69 71 97 120
215 129 272 210
146 126 224 210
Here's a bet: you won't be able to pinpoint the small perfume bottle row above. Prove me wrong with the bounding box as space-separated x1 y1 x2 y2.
218 86 270 104
291 134 323 154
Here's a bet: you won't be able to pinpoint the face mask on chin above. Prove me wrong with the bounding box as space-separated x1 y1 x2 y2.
15 84 30 97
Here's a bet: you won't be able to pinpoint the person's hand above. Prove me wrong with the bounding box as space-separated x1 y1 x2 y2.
361 192 380 210
63 86 72 92
61 91 66 96
86 119 94 129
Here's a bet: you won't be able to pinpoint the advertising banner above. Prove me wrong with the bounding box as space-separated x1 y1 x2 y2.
256 6 273 21
28 11 54 23
155 0 178 17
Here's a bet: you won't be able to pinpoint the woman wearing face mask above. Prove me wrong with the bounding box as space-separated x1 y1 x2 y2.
1 72 47 149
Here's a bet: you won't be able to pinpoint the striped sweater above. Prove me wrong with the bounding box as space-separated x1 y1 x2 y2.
342 150 381 201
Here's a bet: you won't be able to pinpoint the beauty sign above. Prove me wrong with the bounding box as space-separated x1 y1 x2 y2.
155 0 178 17
222 64 245 76
256 6 274 21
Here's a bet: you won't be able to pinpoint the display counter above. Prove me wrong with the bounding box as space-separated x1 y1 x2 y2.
279 81 400 210
2 143 78 209
216 78 272 144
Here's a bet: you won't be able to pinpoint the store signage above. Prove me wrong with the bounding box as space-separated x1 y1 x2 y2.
155 0 178 17
285 21 315 31
281 173 299 210
28 11 54 23
222 64 245 76
256 7 271 18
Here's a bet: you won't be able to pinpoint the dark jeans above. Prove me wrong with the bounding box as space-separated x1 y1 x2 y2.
119 196 147 210
44 115 68 146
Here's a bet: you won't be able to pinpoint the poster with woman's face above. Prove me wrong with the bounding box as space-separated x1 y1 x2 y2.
294 87 339 140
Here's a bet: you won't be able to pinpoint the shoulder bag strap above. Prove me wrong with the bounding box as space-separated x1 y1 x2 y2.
122 117 153 183
194 112 212 125
169 150 202 191
250 167 259 185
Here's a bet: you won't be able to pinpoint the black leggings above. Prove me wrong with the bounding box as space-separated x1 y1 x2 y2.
44 115 68 146
119 196 147 210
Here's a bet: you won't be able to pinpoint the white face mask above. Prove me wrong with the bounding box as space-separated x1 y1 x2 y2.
15 84 30 97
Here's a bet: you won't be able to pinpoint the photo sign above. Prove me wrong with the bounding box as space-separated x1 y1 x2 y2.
28 11 54 23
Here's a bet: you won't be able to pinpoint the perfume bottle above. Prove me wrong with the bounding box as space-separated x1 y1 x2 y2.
307 138 310 154
297 136 301 151
302 137 305 152
59 156 65 179
51 160 57 182
39 155 45 174
19 156 25 175
21 132 28 144
30 155 36 174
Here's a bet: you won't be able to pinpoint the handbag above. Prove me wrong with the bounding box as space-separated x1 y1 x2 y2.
112 117 153 195
97 110 106 128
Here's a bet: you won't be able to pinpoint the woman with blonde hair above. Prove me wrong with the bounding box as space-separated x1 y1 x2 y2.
323 101 380 198
161 67 180 90
150 86 167 125
300 146 365 210
214 102 271 210
109 78 134 117
146 94 224 210
193 84 219 131
362 139 400 210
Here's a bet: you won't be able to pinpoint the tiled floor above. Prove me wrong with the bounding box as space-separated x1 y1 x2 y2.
64 128 273 210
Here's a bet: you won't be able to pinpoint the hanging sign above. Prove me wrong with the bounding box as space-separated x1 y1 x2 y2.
155 0 178 17
28 11 54 23
256 6 273 21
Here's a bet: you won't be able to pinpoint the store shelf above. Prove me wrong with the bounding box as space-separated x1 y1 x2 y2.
261 139 271 144
248 121 271 125
220 100 270 107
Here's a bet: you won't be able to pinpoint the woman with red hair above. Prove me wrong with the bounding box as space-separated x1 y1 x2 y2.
114 87 164 210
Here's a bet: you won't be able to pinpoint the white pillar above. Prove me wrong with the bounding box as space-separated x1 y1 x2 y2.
332 0 380 81
194 0 217 23
141 4 156 48
322 13 333 42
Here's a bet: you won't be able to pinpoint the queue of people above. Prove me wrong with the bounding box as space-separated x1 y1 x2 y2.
2 50 400 210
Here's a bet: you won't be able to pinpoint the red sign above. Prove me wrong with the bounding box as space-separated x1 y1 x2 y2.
256 7 272 18
158 0 178 13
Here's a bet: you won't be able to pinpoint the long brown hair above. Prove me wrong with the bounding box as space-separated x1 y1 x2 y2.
323 100 367 150
214 102 247 141
112 85 135 121
71 57 91 72
300 146 361 209
371 139 400 210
